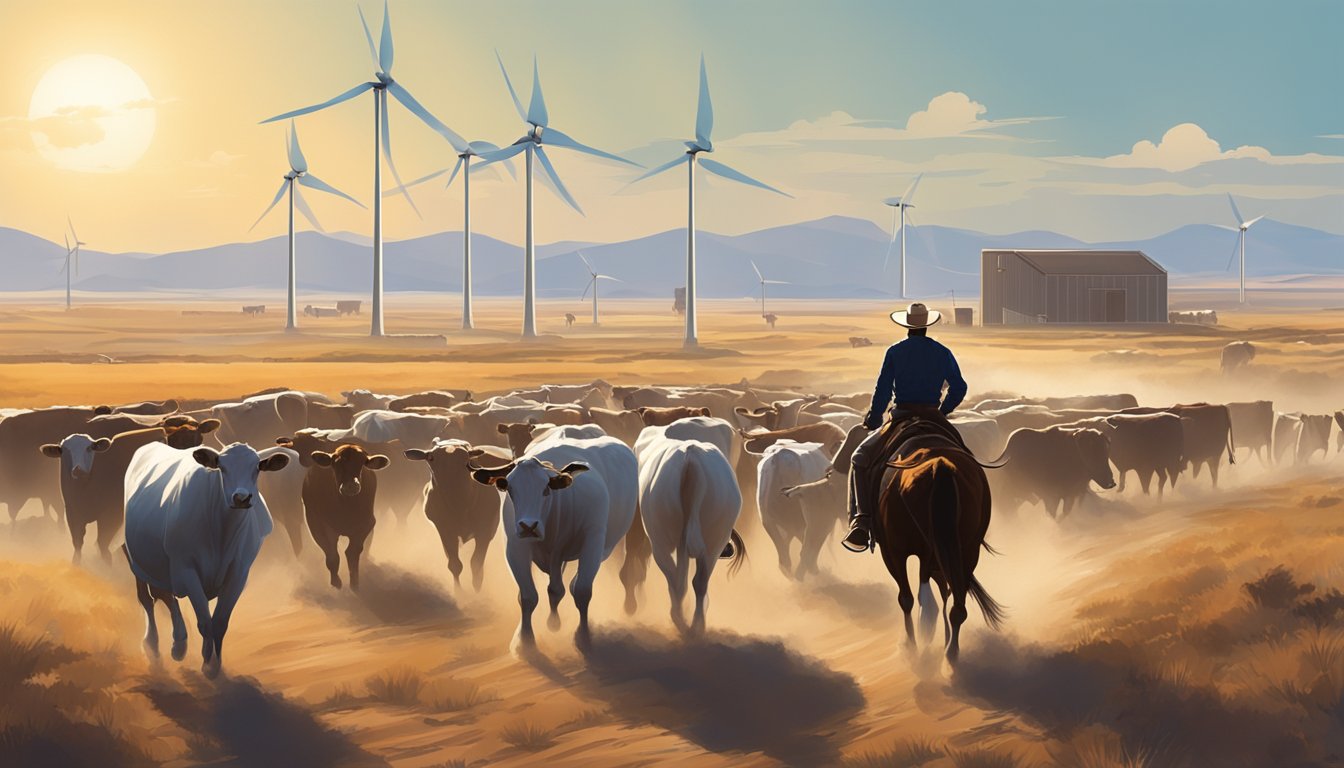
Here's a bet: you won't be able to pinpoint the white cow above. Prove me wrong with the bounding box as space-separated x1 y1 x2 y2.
123 442 289 678
634 415 740 469
352 409 459 447
470 435 637 647
637 437 744 634
754 440 838 580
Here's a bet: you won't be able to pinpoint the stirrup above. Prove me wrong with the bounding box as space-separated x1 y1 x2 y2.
841 519 874 553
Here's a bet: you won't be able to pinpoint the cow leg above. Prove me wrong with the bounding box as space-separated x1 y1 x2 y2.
345 527 371 593
1139 471 1153 496
135 575 160 657
796 506 828 581
618 506 651 615
1157 471 1167 500
172 567 216 675
690 553 712 636
1043 497 1061 520
204 575 248 680
469 529 494 592
652 534 689 633
69 520 88 565
1116 469 1127 493
96 515 121 565
546 558 567 631
571 540 604 649
283 514 304 557
1208 460 1220 489
506 542 538 647
312 523 342 589
434 525 464 587
762 517 795 578
153 587 189 661
1060 495 1077 519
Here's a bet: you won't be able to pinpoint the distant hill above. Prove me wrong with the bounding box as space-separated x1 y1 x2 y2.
1 215 1339 299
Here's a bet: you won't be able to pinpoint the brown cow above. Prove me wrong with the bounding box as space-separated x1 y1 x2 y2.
301 444 390 591
1336 411 1344 454
0 406 112 523
733 398 812 432
586 407 644 447
404 439 512 590
637 406 711 427
41 419 221 563
1227 401 1274 464
990 426 1116 518
114 399 181 416
308 402 355 430
1065 413 1185 497
740 422 847 459
498 421 547 458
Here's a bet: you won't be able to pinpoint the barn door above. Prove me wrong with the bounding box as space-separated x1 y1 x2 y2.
1105 290 1126 322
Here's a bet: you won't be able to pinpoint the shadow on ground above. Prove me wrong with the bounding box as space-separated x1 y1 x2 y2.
575 628 864 767
294 560 469 629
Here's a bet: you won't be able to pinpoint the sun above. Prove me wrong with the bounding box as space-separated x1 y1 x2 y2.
28 54 156 173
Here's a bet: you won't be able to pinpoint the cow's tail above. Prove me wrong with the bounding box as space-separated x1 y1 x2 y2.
1226 411 1237 466
721 529 748 578
929 458 1005 632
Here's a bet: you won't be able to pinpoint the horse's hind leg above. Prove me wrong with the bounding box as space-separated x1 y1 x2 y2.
916 561 939 645
947 584 969 664
881 549 916 649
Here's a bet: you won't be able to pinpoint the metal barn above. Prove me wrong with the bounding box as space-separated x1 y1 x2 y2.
980 250 1167 325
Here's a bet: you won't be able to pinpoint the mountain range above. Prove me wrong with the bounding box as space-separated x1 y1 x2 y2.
1 216 1339 300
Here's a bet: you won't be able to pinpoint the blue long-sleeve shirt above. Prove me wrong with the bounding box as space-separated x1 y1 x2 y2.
866 335 967 426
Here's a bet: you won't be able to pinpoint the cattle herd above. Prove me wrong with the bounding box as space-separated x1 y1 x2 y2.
1 379 1340 677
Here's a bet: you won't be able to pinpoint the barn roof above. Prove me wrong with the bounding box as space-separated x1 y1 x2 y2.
983 249 1166 276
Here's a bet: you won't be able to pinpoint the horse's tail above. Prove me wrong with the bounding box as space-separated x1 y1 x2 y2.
929 458 1006 631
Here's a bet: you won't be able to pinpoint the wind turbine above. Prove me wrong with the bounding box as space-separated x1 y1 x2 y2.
474 52 640 339
578 252 621 325
750 259 788 319
261 0 468 337
1218 193 1264 304
883 173 923 300
382 142 516 330
629 55 790 348
252 122 364 331
62 217 85 310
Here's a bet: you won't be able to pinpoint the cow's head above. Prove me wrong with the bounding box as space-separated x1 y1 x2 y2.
405 440 500 487
275 430 337 467
163 417 221 449
734 405 778 431
310 444 389 497
469 457 589 542
1070 428 1116 490
40 433 111 479
193 443 289 509
497 421 541 458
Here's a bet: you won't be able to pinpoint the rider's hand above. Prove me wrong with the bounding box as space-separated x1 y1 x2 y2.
863 411 882 431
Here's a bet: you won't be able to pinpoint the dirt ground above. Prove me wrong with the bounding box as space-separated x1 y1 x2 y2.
1 292 1341 767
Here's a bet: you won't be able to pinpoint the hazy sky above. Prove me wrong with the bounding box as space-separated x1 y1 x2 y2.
1 0 1341 254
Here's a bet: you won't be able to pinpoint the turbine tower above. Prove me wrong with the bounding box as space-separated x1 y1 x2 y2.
883 173 923 300
750 259 788 319
61 217 85 310
384 143 516 331
475 53 640 339
252 122 364 331
1219 193 1264 305
261 0 467 337
579 252 620 325
629 56 790 348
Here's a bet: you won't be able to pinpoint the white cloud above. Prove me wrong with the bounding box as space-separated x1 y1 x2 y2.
904 91 1043 138
188 149 242 168
1096 123 1271 171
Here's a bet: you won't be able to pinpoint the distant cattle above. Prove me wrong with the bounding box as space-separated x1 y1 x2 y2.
734 398 811 432
469 434 639 646
1277 413 1333 465
1172 404 1235 486
565 313 576 327
343 389 397 412
123 442 289 677
637 436 744 634
990 426 1116 518
1169 309 1218 325
389 390 470 412
849 337 872 348
741 421 847 460
1221 341 1256 373
336 300 361 316
405 439 512 590
308 402 356 430
299 443 390 590
764 313 778 328
973 394 1138 413
42 418 221 563
1227 401 1275 463
754 440 840 579
115 400 181 416
0 406 112 523
586 407 645 447
947 414 1005 460
242 305 266 316
1064 413 1185 497
303 305 340 318
637 406 712 427
278 428 426 527
1336 411 1344 454
1274 413 1302 465
211 391 311 448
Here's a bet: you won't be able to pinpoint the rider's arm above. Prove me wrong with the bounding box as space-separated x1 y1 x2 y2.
865 347 897 429
939 350 968 415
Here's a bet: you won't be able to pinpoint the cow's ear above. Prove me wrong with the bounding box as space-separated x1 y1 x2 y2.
92 438 112 452
260 453 290 472
557 461 590 476
310 451 334 467
497 423 510 434
548 473 574 490
94 405 112 415
193 448 220 469
404 448 430 462
365 455 391 471
198 418 222 434
40 444 63 458
470 464 514 488
698 408 711 417
275 436 293 446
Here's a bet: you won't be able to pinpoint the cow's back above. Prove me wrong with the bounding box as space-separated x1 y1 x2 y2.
124 443 206 591
531 437 638 557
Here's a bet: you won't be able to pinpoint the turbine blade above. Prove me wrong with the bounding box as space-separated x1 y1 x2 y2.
527 56 548 127
581 276 594 300
695 54 714 148
534 145 583 215
1225 232 1241 272
287 121 308 173
1243 215 1265 229
629 154 687 185
65 234 70 252
764 279 788 285
299 173 366 207
387 81 468 152
750 259 763 282
357 4 380 70
698 157 791 197
67 215 79 242
293 186 324 232
496 51 527 122
578 251 593 273
596 274 622 282
882 207 899 273
250 180 291 231
901 172 924 205
474 141 529 170
543 127 640 167
444 158 464 188
379 0 394 73
261 82 374 123
379 91 420 218
1227 193 1245 226
468 141 516 179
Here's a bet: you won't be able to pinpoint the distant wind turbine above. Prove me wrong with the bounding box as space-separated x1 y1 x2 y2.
1217 193 1264 304
252 122 364 330
61 217 85 310
578 252 621 325
383 142 516 331
750 259 788 319
474 52 641 339
629 55 791 348
883 173 923 300
261 0 468 337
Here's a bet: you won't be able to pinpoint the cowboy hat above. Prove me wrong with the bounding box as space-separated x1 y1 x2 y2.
889 302 941 328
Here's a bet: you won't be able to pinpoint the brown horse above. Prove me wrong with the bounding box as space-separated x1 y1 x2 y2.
873 419 1005 662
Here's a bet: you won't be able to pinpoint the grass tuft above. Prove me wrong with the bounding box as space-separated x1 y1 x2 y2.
842 737 943 767
500 721 556 752
364 666 424 707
